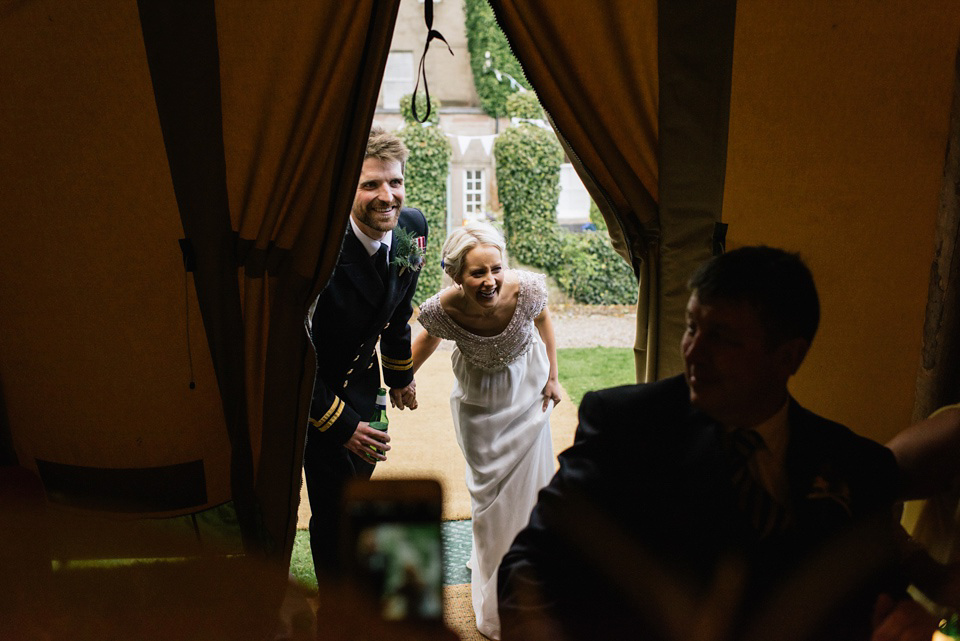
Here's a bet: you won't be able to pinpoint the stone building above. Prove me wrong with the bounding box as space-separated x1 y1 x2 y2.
374 0 591 235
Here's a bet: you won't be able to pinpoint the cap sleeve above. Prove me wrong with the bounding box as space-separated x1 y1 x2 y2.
520 271 548 320
416 292 455 340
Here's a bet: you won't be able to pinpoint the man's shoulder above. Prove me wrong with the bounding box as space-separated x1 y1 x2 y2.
398 207 427 233
789 401 897 497
790 402 887 455
582 374 689 415
563 376 696 476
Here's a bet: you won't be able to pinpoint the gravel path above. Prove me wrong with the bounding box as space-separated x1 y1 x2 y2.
547 303 636 349
412 303 636 350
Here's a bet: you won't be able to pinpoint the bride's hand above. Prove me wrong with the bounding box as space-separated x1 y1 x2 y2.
390 381 417 410
542 379 562 411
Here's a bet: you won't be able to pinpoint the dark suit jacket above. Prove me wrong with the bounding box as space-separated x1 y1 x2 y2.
307 208 427 447
498 375 901 641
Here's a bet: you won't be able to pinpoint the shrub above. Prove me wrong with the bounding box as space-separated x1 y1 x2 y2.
396 94 450 304
506 91 543 121
399 92 440 126
554 230 638 305
464 0 530 118
494 94 635 304
588 198 607 231
493 118 564 270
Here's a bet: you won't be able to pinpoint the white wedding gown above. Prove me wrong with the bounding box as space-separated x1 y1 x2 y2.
418 271 555 639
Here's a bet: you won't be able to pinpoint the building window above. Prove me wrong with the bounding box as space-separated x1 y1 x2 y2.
382 51 414 110
463 169 485 222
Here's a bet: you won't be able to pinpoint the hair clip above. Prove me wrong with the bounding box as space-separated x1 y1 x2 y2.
440 259 445 268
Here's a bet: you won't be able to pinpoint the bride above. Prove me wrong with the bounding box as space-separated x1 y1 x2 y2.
412 221 561 639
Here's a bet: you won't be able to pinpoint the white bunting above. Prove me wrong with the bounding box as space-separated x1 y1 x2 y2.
456 135 472 156
486 66 528 94
510 117 552 131
444 133 499 158
479 135 495 156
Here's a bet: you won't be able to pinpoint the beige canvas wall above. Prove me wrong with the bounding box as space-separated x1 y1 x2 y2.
0 3 231 513
722 2 959 443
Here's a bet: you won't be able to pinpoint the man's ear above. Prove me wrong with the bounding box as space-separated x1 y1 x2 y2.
777 338 810 376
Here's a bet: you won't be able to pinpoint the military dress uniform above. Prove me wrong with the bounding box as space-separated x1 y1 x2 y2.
303 207 427 578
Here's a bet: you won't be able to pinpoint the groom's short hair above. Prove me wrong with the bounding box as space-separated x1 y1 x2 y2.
688 246 820 346
365 125 409 169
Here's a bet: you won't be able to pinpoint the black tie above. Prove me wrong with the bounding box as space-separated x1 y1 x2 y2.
373 244 388 284
724 429 787 538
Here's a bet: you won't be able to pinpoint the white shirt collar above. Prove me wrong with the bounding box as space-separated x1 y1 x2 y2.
349 216 392 258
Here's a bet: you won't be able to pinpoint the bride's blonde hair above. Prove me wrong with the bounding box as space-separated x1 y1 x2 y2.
441 221 506 281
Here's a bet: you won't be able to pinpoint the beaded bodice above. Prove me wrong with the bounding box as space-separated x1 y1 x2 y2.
418 270 548 371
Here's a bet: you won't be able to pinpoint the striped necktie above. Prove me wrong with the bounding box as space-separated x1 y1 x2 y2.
724 428 787 538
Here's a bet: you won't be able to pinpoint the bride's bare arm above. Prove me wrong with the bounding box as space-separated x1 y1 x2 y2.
534 306 562 411
412 329 442 375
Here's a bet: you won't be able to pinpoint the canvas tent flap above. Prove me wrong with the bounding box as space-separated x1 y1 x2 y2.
490 0 736 380
0 0 400 571
721 1 960 443
0 1 232 516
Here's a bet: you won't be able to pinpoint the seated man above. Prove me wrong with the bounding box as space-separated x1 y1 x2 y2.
498 246 903 641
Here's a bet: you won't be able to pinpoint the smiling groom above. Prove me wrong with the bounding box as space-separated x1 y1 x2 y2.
303 126 427 582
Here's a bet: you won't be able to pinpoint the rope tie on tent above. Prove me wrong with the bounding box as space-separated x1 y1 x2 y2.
411 0 453 123
178 238 197 390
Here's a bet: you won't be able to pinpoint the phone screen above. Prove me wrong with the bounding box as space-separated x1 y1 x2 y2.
342 480 443 622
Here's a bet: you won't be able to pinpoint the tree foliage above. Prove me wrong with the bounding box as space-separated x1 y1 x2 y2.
554 231 637 305
464 0 530 118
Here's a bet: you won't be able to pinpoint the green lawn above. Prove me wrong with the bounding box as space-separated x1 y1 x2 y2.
290 530 316 590
556 346 636 406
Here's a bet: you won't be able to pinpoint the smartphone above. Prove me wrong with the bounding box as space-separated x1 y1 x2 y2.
340 479 443 623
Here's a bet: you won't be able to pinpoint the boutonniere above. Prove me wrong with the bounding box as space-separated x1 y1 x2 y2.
391 227 426 276
806 474 852 516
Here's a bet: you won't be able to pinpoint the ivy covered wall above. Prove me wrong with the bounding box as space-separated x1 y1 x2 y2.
494 94 636 304
408 5 638 305
494 92 564 269
395 94 451 305
464 0 530 118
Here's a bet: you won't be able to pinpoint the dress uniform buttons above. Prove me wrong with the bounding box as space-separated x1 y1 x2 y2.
343 381 349 388
346 368 353 375
353 354 359 362
367 363 373 369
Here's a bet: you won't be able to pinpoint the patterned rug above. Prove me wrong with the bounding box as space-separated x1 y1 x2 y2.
442 520 488 640
442 519 472 585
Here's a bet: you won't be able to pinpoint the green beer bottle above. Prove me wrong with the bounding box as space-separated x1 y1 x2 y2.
940 612 960 639
368 387 389 459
